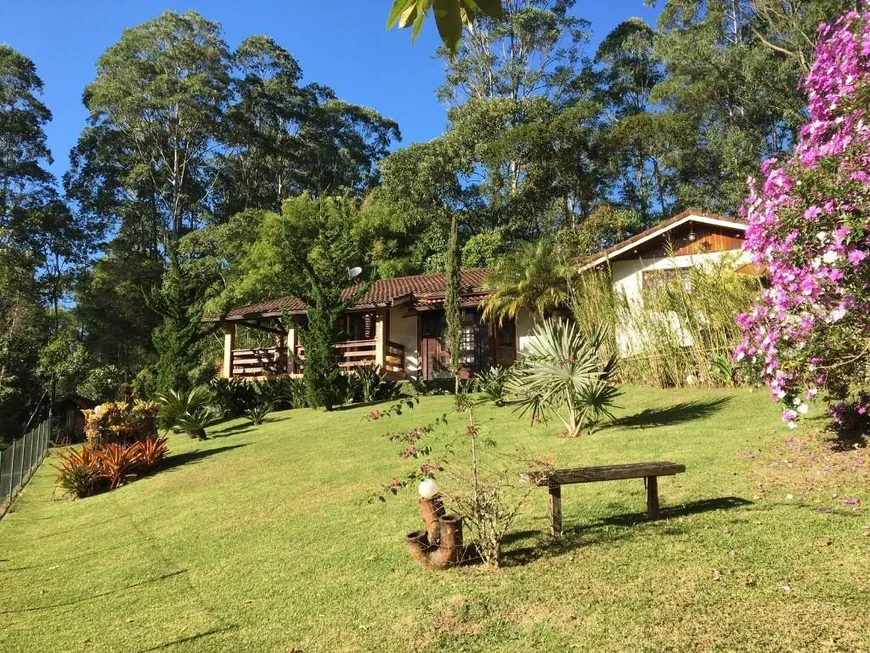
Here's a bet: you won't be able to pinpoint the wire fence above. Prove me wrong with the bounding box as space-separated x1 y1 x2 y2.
0 417 52 519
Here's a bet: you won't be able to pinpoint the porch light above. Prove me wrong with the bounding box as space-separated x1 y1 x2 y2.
418 478 440 499
688 222 696 241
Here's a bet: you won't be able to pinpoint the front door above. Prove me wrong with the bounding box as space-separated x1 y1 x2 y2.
491 319 516 367
420 312 446 381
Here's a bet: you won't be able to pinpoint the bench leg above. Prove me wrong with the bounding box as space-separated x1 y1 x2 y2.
645 476 659 518
548 484 562 538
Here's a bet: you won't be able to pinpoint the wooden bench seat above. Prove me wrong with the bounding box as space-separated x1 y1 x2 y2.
520 461 686 537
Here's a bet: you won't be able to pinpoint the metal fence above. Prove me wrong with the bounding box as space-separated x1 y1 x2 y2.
0 417 52 518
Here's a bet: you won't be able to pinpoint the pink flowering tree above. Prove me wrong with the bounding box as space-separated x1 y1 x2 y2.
737 10 870 430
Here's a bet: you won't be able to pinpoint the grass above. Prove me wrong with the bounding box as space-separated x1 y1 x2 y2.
1 387 869 652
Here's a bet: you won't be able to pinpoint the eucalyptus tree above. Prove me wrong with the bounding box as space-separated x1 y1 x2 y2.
648 0 854 213
81 10 232 245
217 36 399 220
436 0 589 105
0 46 86 432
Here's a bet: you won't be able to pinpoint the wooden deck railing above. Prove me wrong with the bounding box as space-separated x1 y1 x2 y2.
231 339 405 379
231 347 288 378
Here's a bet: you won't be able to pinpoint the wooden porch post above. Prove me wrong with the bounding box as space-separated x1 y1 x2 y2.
222 322 236 379
374 309 387 368
286 326 297 374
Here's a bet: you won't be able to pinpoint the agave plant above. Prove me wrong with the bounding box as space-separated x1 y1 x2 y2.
244 402 272 426
173 406 220 440
507 319 620 437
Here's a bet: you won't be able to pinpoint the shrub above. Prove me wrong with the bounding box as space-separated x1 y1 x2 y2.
210 378 255 418
348 365 402 404
827 391 870 440
55 447 103 499
131 436 169 472
572 258 760 388
473 365 513 407
735 11 870 425
97 442 143 489
508 318 620 437
54 435 168 499
82 401 158 446
244 403 272 426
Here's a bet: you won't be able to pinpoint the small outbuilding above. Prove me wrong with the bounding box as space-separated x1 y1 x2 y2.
51 394 97 442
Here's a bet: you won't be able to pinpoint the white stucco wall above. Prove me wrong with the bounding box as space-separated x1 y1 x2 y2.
389 307 420 379
515 307 537 353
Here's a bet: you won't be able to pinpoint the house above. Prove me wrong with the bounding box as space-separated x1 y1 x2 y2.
205 209 754 381
203 268 534 381
577 209 754 354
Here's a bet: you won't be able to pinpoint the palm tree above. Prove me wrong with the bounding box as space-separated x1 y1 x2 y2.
481 240 572 324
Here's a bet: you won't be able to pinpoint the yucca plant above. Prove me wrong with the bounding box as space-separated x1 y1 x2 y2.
173 406 220 440
244 402 272 426
508 318 620 437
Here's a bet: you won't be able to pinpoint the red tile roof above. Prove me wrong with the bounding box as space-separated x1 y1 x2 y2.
205 268 491 322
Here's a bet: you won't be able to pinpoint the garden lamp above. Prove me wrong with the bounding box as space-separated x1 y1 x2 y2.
418 477 440 499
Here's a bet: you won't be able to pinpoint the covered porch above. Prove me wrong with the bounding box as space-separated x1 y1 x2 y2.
219 309 406 380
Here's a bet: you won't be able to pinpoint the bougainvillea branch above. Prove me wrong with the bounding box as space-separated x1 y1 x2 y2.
736 10 870 428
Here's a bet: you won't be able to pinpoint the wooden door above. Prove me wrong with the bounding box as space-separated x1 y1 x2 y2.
420 312 445 381
491 318 517 367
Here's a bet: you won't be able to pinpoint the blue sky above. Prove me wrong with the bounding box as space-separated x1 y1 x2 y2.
0 1 660 179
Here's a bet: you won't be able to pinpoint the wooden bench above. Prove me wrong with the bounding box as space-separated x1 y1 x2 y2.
519 461 686 537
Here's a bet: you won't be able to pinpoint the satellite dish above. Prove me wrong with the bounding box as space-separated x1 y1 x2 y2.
347 266 363 280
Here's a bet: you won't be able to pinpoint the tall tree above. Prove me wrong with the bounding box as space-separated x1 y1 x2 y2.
217 36 399 219
649 0 854 214
436 0 589 105
0 46 83 433
82 10 232 244
445 215 463 393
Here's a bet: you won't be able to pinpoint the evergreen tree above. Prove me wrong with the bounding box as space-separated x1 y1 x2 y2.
445 215 463 393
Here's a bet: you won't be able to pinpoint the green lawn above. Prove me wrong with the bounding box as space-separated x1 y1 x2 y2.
1 387 868 652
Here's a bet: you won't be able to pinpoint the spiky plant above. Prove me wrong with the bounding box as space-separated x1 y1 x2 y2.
473 365 514 407
173 406 220 440
507 319 620 437
244 402 273 426
154 386 214 428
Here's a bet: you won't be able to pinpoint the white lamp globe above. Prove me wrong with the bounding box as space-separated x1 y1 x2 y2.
418 478 440 499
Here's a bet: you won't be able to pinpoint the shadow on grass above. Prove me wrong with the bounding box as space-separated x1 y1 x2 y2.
161 444 249 472
0 569 187 614
503 496 752 567
0 537 157 573
605 398 732 430
137 625 240 652
209 422 254 438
